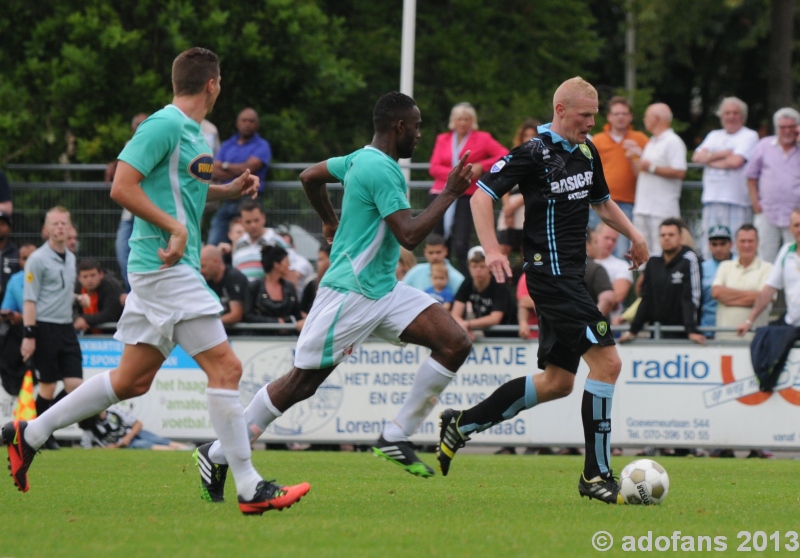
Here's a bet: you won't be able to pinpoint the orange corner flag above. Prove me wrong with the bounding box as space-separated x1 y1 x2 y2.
13 370 37 421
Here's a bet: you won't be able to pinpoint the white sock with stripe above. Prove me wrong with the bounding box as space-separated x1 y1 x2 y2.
206 388 262 500
381 357 456 442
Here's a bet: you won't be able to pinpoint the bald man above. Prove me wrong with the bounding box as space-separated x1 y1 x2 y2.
207 107 273 245
439 77 649 505
630 103 688 256
199 245 249 327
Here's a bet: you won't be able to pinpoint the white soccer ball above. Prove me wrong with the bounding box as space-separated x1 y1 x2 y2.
619 459 670 505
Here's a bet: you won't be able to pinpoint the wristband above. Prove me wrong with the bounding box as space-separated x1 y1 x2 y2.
24 326 37 338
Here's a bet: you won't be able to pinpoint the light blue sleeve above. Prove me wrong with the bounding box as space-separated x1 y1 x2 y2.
118 113 180 177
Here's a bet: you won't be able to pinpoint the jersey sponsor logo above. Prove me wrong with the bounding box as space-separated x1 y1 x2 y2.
578 144 592 159
188 154 214 183
568 190 589 200
490 160 506 173
549 171 594 194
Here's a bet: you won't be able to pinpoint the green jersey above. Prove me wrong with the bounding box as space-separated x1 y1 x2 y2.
321 146 411 299
118 105 213 273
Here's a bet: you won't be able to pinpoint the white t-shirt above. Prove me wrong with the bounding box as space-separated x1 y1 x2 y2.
632 128 688 218
698 127 759 206
766 242 800 326
595 255 633 285
232 229 290 282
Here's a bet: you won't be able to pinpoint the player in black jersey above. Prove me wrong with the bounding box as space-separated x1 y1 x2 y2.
437 77 649 504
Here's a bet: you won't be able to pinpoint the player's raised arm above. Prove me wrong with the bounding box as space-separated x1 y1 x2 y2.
207 168 259 202
384 152 472 250
300 161 340 244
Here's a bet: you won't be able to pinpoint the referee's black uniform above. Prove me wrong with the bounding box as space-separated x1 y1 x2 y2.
477 125 615 373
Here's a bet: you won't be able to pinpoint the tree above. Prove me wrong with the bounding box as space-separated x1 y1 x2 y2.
0 0 365 166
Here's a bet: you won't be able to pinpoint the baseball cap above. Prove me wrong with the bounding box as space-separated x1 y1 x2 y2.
0 211 10 226
467 245 485 261
708 225 731 240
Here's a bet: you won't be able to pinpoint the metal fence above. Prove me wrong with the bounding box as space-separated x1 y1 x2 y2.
6 162 706 280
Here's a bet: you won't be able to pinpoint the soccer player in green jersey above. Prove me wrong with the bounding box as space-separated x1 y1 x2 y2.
195 92 477 485
3 47 309 515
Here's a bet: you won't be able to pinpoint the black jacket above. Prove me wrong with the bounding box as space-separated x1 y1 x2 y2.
244 278 302 325
74 275 124 328
630 246 702 336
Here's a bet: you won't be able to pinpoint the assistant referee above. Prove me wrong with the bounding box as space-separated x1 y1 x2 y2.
22 206 83 450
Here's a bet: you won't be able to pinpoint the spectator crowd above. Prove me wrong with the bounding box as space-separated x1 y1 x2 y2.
1 95 799 460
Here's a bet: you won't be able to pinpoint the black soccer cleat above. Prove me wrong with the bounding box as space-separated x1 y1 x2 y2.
436 409 470 477
372 436 434 478
2 420 37 493
578 472 626 505
193 442 229 503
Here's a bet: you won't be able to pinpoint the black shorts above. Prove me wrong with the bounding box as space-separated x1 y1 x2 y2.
526 271 615 374
33 322 83 383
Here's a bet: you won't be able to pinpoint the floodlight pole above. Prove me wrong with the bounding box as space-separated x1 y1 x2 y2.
400 0 416 188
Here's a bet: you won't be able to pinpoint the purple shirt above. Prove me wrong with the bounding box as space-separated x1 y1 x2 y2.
216 132 272 190
745 136 800 227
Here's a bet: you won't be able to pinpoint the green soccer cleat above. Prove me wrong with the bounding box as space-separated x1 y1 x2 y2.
372 436 434 478
194 442 229 503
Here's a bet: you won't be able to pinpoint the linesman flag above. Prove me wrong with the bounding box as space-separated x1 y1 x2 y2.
13 368 36 421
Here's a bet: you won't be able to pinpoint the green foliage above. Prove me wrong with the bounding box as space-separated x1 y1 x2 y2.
0 0 364 166
1 0 797 167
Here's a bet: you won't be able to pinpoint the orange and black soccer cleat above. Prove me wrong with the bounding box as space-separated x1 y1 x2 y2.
2 421 37 493
238 480 311 516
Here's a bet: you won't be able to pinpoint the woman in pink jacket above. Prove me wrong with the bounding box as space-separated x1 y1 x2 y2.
429 102 508 274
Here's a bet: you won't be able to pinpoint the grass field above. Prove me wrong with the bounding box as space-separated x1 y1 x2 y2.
1 449 798 557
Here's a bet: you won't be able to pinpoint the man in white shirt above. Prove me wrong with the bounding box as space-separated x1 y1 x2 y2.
692 97 759 259
232 198 289 282
713 224 772 340
590 223 633 314
738 210 800 337
631 103 688 256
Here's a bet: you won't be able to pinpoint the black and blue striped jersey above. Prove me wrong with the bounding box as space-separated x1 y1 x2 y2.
476 124 610 277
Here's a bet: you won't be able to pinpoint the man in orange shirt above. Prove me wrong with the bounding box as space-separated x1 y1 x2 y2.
590 96 649 258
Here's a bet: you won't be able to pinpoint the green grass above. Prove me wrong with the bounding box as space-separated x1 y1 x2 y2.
1 450 798 557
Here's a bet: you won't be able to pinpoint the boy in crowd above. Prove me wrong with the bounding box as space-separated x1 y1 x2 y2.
451 246 516 339
425 261 454 310
403 233 464 292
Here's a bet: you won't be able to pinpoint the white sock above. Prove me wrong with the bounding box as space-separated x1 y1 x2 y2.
382 357 456 442
206 388 263 500
25 371 119 449
208 384 282 464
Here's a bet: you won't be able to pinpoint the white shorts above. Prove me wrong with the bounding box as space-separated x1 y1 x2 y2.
293 282 436 370
114 265 226 358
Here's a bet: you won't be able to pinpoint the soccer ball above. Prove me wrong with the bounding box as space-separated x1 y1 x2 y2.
619 459 670 505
